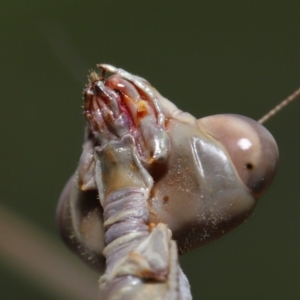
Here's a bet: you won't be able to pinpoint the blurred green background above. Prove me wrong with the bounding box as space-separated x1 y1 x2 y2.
1 1 300 299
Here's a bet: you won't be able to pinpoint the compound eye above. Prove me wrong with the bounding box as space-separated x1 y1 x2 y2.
198 114 279 198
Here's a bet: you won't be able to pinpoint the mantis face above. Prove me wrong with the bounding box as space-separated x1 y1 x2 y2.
149 113 278 253
57 65 278 271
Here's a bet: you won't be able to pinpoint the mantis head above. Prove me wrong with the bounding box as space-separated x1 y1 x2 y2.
57 64 278 270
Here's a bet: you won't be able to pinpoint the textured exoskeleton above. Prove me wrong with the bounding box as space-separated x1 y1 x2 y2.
57 64 278 299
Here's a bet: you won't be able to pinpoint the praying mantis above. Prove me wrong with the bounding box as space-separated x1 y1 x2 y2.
57 64 298 299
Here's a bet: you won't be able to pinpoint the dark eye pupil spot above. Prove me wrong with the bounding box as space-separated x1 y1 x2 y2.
163 195 169 202
246 163 253 170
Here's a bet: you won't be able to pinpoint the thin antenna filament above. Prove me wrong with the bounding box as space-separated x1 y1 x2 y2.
258 87 300 124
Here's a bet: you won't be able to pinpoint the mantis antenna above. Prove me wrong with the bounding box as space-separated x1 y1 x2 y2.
258 86 300 124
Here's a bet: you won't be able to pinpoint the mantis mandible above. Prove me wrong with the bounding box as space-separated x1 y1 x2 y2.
57 64 298 299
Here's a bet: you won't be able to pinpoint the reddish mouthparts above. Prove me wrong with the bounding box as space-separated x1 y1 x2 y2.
83 72 160 165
